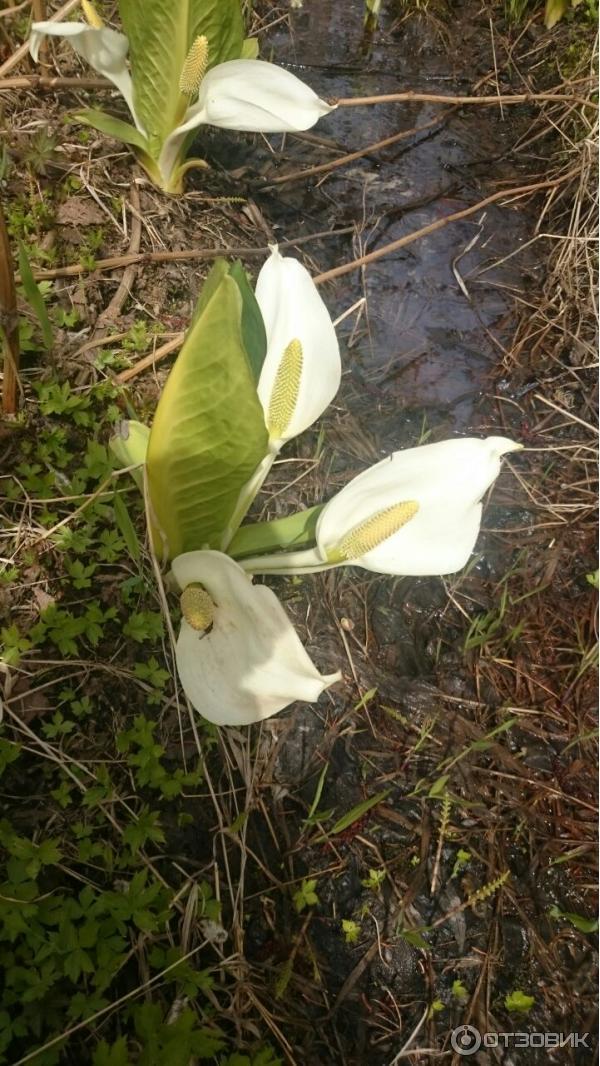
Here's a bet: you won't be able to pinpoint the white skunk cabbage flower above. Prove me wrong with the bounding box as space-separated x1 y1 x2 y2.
239 437 522 577
172 551 340 726
29 8 335 193
256 247 341 452
30 7 138 123
158 57 335 193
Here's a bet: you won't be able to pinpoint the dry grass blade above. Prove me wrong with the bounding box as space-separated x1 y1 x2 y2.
0 206 20 415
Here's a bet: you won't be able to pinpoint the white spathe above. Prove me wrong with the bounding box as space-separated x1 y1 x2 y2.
239 436 522 577
316 436 522 575
171 550 340 726
255 246 341 448
172 59 335 136
29 21 138 124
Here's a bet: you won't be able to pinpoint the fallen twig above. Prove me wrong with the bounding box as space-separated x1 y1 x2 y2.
91 183 142 339
0 0 80 76
116 174 577 385
313 169 580 284
263 109 455 188
0 74 112 90
333 87 598 110
29 225 355 281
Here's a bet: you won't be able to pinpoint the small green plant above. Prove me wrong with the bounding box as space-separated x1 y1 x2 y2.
293 878 319 913
452 979 469 1003
341 919 360 943
505 990 535 1014
361 868 386 891
451 849 472 878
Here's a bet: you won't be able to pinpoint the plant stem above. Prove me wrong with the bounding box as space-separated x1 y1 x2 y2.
228 504 323 559
220 452 277 552
238 547 329 575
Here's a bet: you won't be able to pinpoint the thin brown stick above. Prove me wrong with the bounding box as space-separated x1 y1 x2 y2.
116 336 182 383
29 226 355 281
0 0 81 76
91 183 142 338
116 173 577 386
313 169 580 285
333 88 598 109
0 208 20 415
30 0 48 60
263 109 454 188
0 75 111 91
0 2 30 18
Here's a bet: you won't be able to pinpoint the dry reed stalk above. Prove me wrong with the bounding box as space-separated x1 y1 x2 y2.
0 207 19 415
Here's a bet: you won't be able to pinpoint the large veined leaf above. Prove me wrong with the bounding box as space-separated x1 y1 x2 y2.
229 261 267 384
190 258 230 326
146 275 268 560
192 259 267 381
118 0 245 156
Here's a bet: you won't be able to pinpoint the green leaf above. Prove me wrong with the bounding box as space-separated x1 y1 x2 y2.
240 36 259 59
229 505 324 559
452 979 469 1003
548 905 598 933
191 259 231 325
193 258 267 382
109 420 150 492
93 1037 132 1066
505 989 535 1014
18 241 52 350
146 275 268 559
327 790 391 836
119 0 245 155
544 0 569 24
399 928 430 950
74 109 150 151
229 260 267 383
113 491 142 563
427 774 450 798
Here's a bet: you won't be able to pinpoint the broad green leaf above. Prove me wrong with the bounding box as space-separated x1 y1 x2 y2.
544 0 569 25
229 260 267 383
74 109 150 152
118 0 245 155
109 420 150 492
191 259 231 327
17 242 52 350
146 275 268 560
240 37 259 59
229 504 323 559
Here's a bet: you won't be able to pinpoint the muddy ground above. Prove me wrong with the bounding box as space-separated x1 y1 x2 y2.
0 0 597 1064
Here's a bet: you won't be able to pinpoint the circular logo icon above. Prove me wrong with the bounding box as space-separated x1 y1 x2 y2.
450 1025 482 1056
